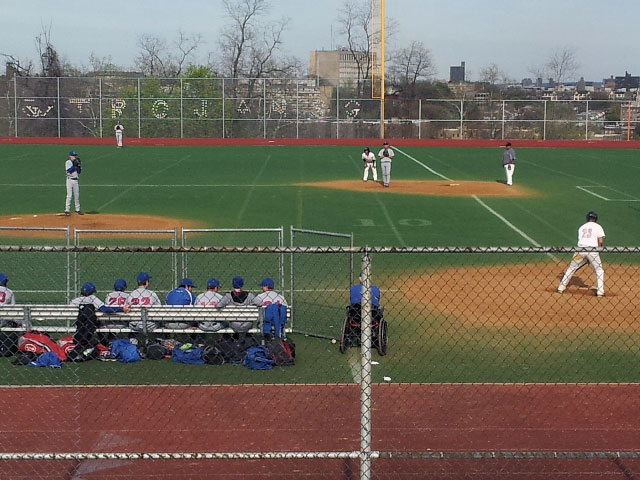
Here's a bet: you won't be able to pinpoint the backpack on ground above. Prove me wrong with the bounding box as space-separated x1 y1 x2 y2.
145 343 168 360
75 304 99 345
172 343 205 365
217 336 248 364
110 338 141 363
263 304 287 338
202 344 225 365
0 332 20 357
243 345 275 370
18 330 68 361
265 338 296 366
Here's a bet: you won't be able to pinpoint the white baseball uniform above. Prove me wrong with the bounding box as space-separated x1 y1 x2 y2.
196 290 224 331
217 290 256 333
105 290 130 307
115 123 124 147
362 151 377 182
0 286 15 306
64 158 81 213
558 221 605 296
70 294 106 309
126 287 162 330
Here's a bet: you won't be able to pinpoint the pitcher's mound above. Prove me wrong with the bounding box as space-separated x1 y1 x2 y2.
299 180 533 197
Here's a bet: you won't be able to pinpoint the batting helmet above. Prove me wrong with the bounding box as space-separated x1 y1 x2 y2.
81 282 96 296
114 278 127 291
0 273 8 286
586 211 598 221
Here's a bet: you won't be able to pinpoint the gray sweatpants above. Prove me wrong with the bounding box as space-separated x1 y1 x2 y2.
380 161 392 186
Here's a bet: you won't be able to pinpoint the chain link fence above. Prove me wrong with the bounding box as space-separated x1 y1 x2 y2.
1 245 640 478
1 76 638 139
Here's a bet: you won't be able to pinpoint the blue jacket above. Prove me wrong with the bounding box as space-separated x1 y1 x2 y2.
350 284 380 307
166 287 196 305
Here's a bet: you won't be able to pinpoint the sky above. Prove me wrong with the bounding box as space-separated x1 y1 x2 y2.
1 0 638 82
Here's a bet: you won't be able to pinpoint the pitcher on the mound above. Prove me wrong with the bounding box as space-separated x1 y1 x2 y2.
557 211 605 297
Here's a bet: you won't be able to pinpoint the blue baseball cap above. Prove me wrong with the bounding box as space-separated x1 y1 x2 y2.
383 141 389 145
69 151 78 156
81 282 96 295
137 272 151 284
0 273 7 286
259 277 274 289
114 278 127 291
232 276 244 289
180 278 196 288
207 278 220 288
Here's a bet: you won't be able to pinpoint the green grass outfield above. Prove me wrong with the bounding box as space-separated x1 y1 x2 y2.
1 144 639 385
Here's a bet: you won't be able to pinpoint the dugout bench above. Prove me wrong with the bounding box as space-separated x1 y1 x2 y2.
0 305 291 337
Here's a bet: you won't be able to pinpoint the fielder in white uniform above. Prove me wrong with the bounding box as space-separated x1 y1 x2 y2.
0 273 16 306
362 147 377 182
126 272 162 331
378 141 394 187
114 121 124 147
64 151 83 215
557 211 605 297
502 142 516 186
196 278 225 331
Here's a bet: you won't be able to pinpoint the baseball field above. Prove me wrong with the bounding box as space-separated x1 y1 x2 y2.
1 141 640 478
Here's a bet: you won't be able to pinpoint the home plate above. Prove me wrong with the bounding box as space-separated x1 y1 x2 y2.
10 217 19 220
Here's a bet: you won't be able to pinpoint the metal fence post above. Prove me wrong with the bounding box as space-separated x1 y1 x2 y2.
336 81 340 139
137 78 141 138
13 76 18 137
585 100 589 140
296 80 300 139
222 78 225 138
502 100 506 140
99 78 103 138
543 100 547 140
263 79 267 139
57 77 61 138
459 99 464 138
180 78 184 138
360 250 373 480
418 99 422 139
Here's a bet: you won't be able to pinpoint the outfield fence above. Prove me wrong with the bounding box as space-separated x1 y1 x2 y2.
1 245 640 479
1 75 638 140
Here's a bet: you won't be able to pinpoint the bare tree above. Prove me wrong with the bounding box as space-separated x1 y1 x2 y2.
480 63 502 85
0 54 34 76
35 23 63 76
216 0 296 85
336 0 372 95
545 47 580 84
135 31 202 77
527 64 547 84
388 41 436 90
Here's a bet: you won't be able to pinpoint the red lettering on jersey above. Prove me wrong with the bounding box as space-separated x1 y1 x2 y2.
130 298 139 305
0 292 5 303
141 297 151 305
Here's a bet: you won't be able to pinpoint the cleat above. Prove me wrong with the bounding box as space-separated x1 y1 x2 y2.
64 211 70 216
77 211 84 215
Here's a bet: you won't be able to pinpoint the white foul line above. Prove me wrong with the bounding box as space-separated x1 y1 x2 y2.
393 147 453 181
575 186 611 201
472 195 541 247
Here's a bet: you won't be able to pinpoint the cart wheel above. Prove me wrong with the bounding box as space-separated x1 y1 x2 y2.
339 316 350 354
376 319 388 356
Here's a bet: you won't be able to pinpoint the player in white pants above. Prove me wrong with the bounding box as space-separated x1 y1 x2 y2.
557 211 605 296
362 147 377 182
378 141 394 187
64 151 83 215
502 142 516 186
114 121 124 147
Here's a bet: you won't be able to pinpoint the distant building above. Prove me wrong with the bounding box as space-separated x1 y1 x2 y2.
521 78 533 87
449 61 466 83
614 71 640 91
310 49 370 87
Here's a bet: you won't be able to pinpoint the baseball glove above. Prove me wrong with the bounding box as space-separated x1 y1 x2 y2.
383 151 389 157
72 158 81 168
